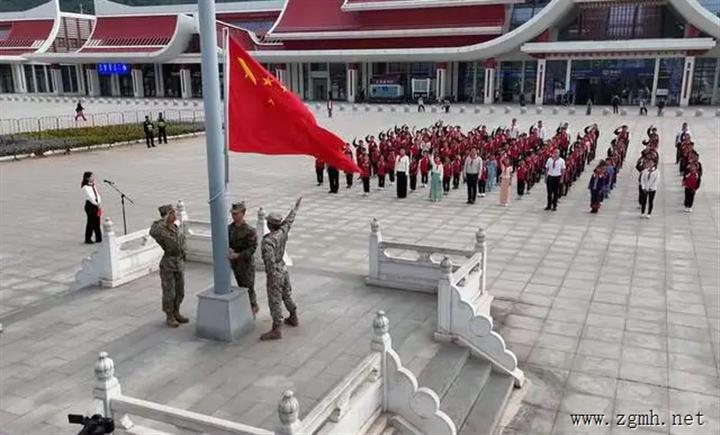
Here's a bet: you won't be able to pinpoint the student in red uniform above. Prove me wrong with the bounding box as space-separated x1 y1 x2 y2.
386 150 396 185
377 155 386 190
452 155 462 189
343 144 354 188
315 158 325 186
409 156 419 192
359 154 371 196
682 164 700 212
442 157 452 193
420 151 430 187
478 160 488 198
516 161 527 198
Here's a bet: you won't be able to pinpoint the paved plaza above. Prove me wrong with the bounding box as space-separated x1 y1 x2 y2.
0 104 719 434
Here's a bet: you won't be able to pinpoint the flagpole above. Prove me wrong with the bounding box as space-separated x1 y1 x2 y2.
197 0 231 295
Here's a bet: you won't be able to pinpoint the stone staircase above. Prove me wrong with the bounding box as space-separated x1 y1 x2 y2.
415 343 515 435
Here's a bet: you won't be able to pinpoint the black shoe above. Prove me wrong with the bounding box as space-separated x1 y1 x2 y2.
544 206 551 211
552 207 557 211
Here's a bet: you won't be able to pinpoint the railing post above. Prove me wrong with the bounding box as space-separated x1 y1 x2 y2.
475 227 487 295
90 352 122 418
176 199 189 224
276 390 301 435
100 218 119 284
369 219 382 281
371 310 391 412
436 257 454 340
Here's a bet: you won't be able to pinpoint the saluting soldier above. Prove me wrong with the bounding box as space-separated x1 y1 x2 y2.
260 197 302 340
149 204 188 328
227 202 259 316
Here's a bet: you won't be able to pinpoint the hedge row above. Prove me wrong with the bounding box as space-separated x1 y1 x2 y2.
0 121 205 157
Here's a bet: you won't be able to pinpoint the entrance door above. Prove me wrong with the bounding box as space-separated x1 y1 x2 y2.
312 78 327 101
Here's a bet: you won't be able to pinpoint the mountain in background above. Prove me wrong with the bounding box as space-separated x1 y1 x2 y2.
0 0 262 14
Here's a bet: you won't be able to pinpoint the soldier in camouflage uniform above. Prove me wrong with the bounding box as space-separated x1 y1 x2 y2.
260 197 302 340
149 204 188 328
227 202 259 316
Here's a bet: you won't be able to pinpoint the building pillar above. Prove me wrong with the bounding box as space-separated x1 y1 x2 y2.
471 61 478 103
435 62 447 100
11 64 27 93
363 62 370 96
535 58 546 106
180 66 192 99
86 68 100 97
347 63 358 103
711 57 720 105
298 63 305 99
274 64 288 86
77 65 86 95
564 58 572 92
650 57 660 107
483 58 497 104
154 64 165 97
50 65 63 95
450 61 459 101
110 74 121 97
520 60 526 95
680 56 695 107
44 66 52 94
131 66 144 98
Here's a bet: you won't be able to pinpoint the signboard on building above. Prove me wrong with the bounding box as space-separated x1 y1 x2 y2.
97 63 130 76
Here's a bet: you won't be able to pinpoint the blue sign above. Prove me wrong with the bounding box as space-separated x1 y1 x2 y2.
97 63 130 76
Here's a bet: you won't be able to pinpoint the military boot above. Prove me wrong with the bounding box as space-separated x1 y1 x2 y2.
284 311 299 327
166 313 179 328
251 304 259 317
174 311 189 324
260 322 282 340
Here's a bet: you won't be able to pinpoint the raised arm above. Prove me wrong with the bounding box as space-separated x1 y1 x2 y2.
279 197 302 235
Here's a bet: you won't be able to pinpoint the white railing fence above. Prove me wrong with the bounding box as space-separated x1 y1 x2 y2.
88 311 455 435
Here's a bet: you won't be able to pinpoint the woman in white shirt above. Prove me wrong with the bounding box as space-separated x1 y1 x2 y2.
639 163 659 219
81 171 102 243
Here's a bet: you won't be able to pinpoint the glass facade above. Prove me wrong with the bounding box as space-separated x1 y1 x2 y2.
60 65 79 94
457 62 476 102
510 0 550 30
99 75 112 96
657 58 684 106
698 0 720 18
0 64 13 93
499 61 523 102
329 63 346 100
690 58 718 105
24 65 35 93
560 3 684 40
141 64 156 97
191 64 203 98
570 59 654 105
119 74 133 97
524 61 537 103
162 64 182 98
544 60 566 104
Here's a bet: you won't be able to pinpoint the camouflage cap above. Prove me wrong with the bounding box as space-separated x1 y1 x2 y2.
158 204 174 217
231 201 246 213
266 212 283 227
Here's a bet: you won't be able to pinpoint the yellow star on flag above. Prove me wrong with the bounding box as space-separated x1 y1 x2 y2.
268 98 275 106
262 77 273 86
237 57 256 85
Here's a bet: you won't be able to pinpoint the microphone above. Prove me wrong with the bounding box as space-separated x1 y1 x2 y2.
103 179 114 184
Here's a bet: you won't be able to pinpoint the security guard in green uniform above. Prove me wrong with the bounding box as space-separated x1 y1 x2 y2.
227 202 259 315
149 204 188 328
157 112 168 144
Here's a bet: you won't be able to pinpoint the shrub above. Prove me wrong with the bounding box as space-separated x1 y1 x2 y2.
0 121 205 157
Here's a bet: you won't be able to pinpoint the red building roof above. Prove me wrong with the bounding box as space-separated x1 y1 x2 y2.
0 19 54 55
271 0 505 34
78 15 178 53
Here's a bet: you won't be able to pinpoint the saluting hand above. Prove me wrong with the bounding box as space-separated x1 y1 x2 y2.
295 197 303 209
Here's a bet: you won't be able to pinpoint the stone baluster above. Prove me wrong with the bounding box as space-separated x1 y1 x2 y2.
176 199 188 224
90 352 122 418
475 227 487 295
276 390 301 435
101 218 119 283
436 258 453 341
369 219 383 281
371 310 391 412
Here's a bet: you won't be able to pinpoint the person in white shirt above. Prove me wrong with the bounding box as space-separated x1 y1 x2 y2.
507 118 520 140
537 120 548 142
675 122 691 164
81 171 102 244
639 162 659 218
463 148 483 204
395 148 410 199
544 149 565 211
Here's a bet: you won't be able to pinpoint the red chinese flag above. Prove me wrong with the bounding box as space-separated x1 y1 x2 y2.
226 36 359 173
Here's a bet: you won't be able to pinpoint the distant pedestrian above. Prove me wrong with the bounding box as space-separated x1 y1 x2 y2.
442 98 450 113
143 116 155 148
157 113 168 144
75 100 87 121
611 95 620 114
81 171 102 244
657 99 665 116
519 93 526 107
417 96 425 112
327 92 333 118
639 98 648 116
586 98 593 115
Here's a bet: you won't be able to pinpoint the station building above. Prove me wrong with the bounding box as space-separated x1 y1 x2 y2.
1 0 719 107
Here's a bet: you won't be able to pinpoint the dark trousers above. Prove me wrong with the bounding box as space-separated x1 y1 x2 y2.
466 173 478 202
638 184 643 205
345 173 353 188
684 189 696 208
421 172 429 184
612 105 619 114
452 174 460 189
640 190 656 215
316 168 324 184
396 172 408 198
378 174 385 188
410 174 417 191
590 189 603 212
158 127 168 144
362 177 370 193
478 179 486 194
640 107 647 116
328 167 339 193
546 176 561 209
327 108 332 118
418 105 425 112
517 180 526 196
84 202 102 243
145 132 154 147
443 177 451 192
388 170 395 183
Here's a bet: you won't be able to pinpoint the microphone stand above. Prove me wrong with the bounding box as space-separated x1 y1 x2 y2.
103 180 135 235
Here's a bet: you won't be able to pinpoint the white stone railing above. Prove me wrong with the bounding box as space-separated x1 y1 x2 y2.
367 219 486 294
75 200 292 289
88 311 455 435
435 256 525 387
75 219 163 289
